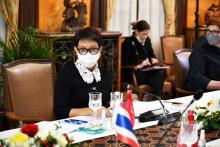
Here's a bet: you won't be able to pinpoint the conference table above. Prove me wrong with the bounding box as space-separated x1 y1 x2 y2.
80 123 220 147
0 91 220 146
78 90 220 146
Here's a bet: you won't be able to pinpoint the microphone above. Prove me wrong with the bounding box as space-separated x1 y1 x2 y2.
193 89 203 100
156 89 204 146
126 84 169 116
124 84 179 125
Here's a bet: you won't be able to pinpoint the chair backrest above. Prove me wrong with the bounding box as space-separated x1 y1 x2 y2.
161 35 185 65
2 59 55 121
173 49 192 89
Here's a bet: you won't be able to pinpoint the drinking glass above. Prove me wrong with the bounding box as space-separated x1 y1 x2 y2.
110 91 123 109
110 92 123 147
89 92 102 121
110 92 123 123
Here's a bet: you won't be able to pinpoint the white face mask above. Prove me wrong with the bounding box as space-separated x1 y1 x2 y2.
76 51 101 68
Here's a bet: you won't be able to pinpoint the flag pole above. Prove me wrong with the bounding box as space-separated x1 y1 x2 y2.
115 135 119 147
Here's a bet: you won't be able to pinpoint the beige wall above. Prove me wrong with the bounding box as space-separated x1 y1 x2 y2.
187 0 219 28
38 0 91 32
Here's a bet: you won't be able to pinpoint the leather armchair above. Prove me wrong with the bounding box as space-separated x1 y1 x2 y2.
173 49 194 96
161 35 185 85
1 59 55 125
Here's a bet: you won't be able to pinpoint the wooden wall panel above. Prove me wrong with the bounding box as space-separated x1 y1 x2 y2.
19 0 39 28
186 0 219 28
18 0 116 32
38 0 63 32
90 0 107 30
176 0 187 35
38 0 91 32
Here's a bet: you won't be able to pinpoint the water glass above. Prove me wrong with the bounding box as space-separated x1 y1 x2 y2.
89 92 102 121
110 91 123 109
110 92 123 128
110 92 123 147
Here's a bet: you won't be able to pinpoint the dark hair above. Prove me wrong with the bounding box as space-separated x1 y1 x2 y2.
132 20 150 32
73 27 103 47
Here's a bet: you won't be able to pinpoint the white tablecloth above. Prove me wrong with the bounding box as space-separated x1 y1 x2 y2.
0 90 220 144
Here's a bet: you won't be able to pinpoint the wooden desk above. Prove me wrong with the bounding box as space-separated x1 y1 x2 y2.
38 32 122 91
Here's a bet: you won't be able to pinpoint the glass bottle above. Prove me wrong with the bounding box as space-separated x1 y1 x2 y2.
177 110 198 147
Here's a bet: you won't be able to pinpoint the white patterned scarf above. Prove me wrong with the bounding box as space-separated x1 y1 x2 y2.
75 59 101 84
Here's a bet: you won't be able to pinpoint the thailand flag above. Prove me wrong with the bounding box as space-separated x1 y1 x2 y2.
126 89 135 127
115 102 139 147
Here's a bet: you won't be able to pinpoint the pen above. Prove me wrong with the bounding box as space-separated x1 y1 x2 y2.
171 102 183 105
63 119 88 125
163 101 183 105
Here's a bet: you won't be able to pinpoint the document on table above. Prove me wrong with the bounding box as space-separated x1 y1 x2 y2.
133 101 164 117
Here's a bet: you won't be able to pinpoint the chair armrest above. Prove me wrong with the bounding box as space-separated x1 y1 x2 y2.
159 63 169 66
6 112 46 123
163 61 173 65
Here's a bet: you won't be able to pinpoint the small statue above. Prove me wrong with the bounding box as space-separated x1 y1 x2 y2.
61 0 87 32
205 4 220 26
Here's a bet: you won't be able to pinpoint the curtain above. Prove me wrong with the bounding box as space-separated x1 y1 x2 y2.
106 0 116 27
0 10 6 58
107 0 137 36
0 11 6 41
0 0 19 46
138 0 165 61
107 0 165 61
0 9 6 108
163 0 176 36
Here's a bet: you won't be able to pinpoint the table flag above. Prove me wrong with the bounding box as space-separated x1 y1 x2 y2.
115 102 139 147
126 89 135 127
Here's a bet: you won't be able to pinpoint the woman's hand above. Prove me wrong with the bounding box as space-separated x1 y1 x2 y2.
151 58 159 65
96 107 112 118
135 59 151 69
142 59 151 66
135 64 143 69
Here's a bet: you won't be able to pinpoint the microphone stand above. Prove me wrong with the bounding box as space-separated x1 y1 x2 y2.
156 98 195 146
126 84 170 117
126 84 181 125
142 92 170 116
156 89 203 146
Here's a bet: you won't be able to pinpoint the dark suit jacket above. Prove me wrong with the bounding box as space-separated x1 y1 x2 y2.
121 35 156 66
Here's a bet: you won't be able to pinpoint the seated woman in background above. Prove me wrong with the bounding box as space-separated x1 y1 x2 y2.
54 27 112 119
187 21 220 91
121 20 165 98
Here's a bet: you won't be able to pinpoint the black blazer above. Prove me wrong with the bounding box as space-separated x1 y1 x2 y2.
122 35 156 66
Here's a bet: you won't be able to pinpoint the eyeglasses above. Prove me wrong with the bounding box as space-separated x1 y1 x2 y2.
207 30 220 35
77 47 100 55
